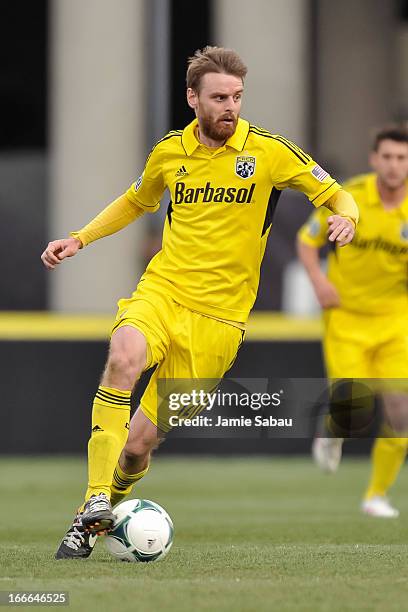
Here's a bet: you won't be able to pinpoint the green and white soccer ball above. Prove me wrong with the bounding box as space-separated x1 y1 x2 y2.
105 499 174 562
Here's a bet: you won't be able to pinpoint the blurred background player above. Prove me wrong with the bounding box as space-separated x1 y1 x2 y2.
297 125 408 518
41 45 358 559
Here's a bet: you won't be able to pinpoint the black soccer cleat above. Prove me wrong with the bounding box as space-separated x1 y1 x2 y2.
81 493 115 534
55 512 98 559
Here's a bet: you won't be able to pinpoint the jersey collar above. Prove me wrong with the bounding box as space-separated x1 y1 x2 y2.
181 118 250 156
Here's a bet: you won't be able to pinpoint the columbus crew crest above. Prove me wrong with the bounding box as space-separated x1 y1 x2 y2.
235 156 256 179
401 222 408 241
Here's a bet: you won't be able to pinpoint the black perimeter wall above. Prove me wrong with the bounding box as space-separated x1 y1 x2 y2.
0 340 373 455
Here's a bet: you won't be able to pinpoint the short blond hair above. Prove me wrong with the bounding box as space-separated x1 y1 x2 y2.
186 46 247 92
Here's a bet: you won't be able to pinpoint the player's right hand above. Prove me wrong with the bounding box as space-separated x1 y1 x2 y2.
313 276 340 309
41 237 82 270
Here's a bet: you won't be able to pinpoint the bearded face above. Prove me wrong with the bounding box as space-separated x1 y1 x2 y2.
187 72 244 146
199 109 238 142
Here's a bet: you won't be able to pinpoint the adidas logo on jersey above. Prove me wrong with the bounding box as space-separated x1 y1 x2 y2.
92 425 104 432
175 165 188 177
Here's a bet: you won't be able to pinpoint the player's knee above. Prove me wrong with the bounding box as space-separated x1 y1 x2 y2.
106 348 144 386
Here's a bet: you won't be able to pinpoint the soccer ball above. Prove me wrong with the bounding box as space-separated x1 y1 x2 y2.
105 499 174 562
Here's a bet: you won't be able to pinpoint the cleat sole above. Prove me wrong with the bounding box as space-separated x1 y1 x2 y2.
83 517 114 534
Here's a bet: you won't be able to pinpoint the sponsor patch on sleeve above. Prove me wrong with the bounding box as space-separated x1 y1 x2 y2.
311 164 329 182
134 173 144 191
308 219 321 237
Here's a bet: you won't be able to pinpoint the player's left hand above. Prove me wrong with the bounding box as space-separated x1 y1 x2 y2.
327 215 355 246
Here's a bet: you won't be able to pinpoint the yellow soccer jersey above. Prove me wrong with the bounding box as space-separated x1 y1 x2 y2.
127 118 341 322
298 173 408 314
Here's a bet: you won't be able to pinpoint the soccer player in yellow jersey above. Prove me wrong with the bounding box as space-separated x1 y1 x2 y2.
297 126 408 518
41 46 358 558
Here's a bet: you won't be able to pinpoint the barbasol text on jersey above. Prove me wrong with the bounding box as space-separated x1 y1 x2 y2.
174 181 256 204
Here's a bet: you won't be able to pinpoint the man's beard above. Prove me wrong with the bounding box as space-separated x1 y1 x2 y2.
200 113 238 143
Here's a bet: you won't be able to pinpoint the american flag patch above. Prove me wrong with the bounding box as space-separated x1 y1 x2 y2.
311 164 329 182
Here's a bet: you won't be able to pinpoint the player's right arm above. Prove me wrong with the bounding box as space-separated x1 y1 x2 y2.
41 140 166 270
41 194 147 270
297 208 340 309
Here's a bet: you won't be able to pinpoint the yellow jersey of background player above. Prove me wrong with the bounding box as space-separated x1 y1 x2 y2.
298 177 408 317
298 125 408 519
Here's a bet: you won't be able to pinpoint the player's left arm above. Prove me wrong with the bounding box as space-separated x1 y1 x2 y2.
272 139 359 246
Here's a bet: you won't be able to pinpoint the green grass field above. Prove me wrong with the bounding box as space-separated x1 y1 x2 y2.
1 456 408 611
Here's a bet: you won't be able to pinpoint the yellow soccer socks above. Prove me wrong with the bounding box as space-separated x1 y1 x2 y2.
110 462 150 507
364 429 408 500
84 386 131 503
